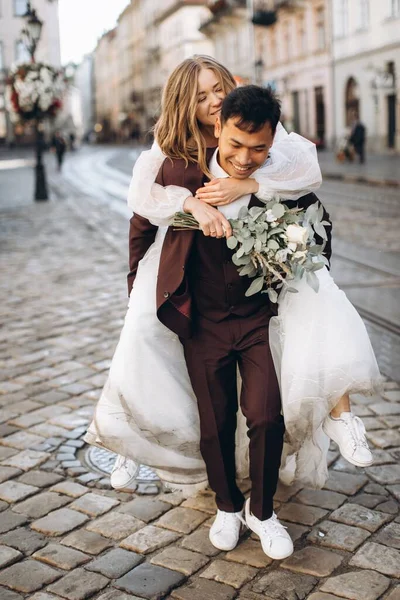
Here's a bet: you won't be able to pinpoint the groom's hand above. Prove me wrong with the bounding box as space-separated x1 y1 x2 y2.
183 197 232 238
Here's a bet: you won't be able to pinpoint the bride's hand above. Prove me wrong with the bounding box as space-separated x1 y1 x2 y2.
195 177 259 206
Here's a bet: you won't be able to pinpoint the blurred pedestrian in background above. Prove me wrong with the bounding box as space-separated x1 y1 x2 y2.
52 131 67 171
349 116 366 164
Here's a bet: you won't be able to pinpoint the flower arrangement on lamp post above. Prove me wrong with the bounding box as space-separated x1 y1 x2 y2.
6 2 65 201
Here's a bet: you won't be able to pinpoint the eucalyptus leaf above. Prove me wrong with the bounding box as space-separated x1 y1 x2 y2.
245 276 265 297
314 221 328 240
239 263 257 277
271 203 285 219
254 239 262 252
226 236 238 249
238 206 249 219
311 262 325 272
306 270 319 293
267 288 278 303
232 253 251 266
267 239 280 251
249 206 265 219
286 287 299 293
243 237 255 253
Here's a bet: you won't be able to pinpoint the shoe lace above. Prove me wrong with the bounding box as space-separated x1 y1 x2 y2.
113 455 129 472
260 513 287 539
344 415 369 450
216 511 245 533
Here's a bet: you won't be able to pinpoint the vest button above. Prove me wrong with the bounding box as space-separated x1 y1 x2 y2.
163 291 170 299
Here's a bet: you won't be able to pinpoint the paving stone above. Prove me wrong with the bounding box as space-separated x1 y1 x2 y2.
0 589 24 600
49 481 88 497
277 502 328 526
47 567 109 600
376 499 399 514
182 490 217 514
12 491 71 518
388 484 400 501
281 521 310 543
120 525 181 554
85 548 143 578
199 558 257 589
323 471 368 495
385 588 400 600
382 390 400 401
307 594 343 600
70 492 119 516
158 490 185 506
31 508 89 536
274 481 303 503
361 416 387 430
367 429 400 448
321 569 391 600
151 546 209 576
236 592 270 600
225 538 272 568
365 482 389 495
350 541 400 577
0 431 47 450
281 546 343 577
0 559 61 593
61 529 113 555
29 594 61 600
375 522 400 549
329 503 391 532
1 449 51 471
308 519 370 551
33 543 90 570
180 527 221 556
17 471 63 488
97 592 142 600
156 506 209 534
296 488 347 510
369 402 400 415
0 545 22 568
252 570 317 599
171 578 237 600
0 527 47 554
348 493 388 509
367 464 400 485
0 480 39 503
0 510 27 533
0 466 23 483
0 448 19 461
86 511 145 540
114 562 186 599
118 497 171 522
49 414 89 430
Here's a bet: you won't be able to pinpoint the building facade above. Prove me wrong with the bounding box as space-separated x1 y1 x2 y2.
73 54 95 141
332 0 400 152
94 28 120 141
0 0 61 143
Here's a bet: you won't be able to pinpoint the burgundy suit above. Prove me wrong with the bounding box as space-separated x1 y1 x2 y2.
128 152 332 519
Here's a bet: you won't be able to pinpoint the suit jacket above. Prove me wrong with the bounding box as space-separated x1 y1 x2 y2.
128 151 332 339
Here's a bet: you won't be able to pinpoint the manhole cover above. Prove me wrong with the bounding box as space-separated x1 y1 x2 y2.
84 447 160 483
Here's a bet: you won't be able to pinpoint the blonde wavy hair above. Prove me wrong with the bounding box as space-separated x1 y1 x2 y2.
155 55 236 178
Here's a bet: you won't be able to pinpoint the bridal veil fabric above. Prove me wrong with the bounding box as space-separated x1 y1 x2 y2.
85 129 381 491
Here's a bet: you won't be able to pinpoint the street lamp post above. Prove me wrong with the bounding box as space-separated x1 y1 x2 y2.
21 1 49 201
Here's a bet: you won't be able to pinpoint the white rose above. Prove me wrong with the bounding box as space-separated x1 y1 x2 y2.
286 224 308 246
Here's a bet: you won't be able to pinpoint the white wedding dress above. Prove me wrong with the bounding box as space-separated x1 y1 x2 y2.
85 125 382 491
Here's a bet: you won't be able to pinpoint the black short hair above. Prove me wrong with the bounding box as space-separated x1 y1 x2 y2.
220 85 281 134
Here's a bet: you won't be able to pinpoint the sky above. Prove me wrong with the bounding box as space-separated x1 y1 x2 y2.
58 0 130 65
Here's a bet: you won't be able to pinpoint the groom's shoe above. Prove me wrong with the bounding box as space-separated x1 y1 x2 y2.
209 508 245 551
245 499 293 560
323 412 373 467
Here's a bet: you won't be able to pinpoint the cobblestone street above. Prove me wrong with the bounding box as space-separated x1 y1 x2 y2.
0 158 399 600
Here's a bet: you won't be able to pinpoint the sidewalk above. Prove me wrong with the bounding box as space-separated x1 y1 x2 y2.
0 182 399 599
318 150 400 188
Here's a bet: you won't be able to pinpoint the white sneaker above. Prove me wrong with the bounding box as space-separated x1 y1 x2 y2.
245 499 293 560
323 412 373 467
209 508 245 551
110 455 139 490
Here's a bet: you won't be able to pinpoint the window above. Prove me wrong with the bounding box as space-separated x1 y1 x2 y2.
333 0 348 37
298 18 307 55
15 40 30 64
316 7 326 49
357 0 369 29
14 0 28 16
390 0 400 16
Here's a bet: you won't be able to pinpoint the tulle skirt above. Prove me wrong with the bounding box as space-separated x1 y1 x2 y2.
269 266 382 488
85 240 382 490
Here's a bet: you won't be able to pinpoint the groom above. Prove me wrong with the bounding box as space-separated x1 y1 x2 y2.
128 86 331 559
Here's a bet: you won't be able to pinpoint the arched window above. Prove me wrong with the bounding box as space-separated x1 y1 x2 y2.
345 77 360 126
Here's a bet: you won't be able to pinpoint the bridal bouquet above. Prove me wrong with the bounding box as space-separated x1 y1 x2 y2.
173 196 330 303
6 63 65 122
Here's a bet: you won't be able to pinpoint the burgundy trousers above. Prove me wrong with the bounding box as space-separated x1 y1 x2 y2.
183 308 284 521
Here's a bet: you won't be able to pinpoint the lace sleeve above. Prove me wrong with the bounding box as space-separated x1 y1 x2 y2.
127 141 192 226
253 123 322 201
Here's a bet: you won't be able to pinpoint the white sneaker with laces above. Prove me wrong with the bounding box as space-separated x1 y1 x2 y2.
323 411 373 467
245 499 293 560
209 508 245 551
110 455 139 490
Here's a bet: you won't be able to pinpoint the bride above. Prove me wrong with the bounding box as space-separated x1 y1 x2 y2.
85 56 381 493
